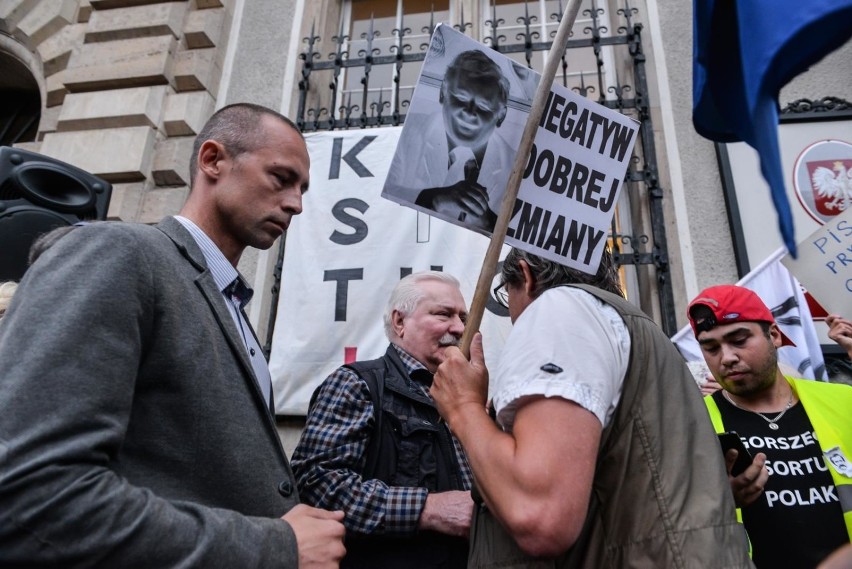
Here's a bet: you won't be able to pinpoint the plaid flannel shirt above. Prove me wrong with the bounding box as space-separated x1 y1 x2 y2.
291 344 473 535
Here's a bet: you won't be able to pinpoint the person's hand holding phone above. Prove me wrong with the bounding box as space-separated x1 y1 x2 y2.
727 450 769 508
717 431 769 507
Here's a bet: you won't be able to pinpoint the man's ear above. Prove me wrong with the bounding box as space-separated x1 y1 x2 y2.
768 323 784 348
519 259 535 297
391 309 406 338
196 140 227 182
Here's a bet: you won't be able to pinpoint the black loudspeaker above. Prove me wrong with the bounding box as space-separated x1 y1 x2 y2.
0 146 112 282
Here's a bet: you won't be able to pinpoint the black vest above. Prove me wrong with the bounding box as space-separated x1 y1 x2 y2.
341 345 468 569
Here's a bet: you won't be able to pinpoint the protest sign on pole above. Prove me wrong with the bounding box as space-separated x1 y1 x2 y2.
782 205 852 318
381 24 638 276
381 17 637 352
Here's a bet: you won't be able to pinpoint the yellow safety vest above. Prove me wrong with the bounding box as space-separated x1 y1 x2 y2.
704 376 852 542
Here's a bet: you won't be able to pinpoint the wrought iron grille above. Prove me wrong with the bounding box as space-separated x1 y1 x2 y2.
287 0 678 336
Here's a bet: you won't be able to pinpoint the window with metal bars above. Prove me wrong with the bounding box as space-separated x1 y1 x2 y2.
294 0 678 335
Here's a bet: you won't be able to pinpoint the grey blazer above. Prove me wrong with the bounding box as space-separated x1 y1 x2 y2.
0 217 300 567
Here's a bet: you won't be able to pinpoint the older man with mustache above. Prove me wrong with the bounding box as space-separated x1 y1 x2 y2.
292 271 474 569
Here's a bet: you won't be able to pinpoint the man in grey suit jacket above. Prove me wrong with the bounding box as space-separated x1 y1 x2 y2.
0 103 345 567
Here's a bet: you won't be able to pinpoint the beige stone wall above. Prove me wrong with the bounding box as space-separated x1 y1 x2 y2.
1 0 231 224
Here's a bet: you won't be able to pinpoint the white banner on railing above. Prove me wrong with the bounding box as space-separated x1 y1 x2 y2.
269 127 514 415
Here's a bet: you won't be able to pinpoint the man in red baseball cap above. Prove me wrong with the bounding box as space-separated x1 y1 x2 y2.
688 284 797 348
689 284 852 568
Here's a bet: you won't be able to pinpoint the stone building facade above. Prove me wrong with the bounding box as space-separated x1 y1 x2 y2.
1 0 305 340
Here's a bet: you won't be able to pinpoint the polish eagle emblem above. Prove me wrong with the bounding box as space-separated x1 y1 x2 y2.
809 160 852 214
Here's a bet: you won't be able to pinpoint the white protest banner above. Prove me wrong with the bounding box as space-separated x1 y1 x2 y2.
268 127 513 415
381 24 639 274
781 205 852 318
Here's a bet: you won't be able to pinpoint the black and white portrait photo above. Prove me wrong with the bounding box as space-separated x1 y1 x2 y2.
382 25 536 235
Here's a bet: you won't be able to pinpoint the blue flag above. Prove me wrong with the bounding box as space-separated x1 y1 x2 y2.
693 0 852 257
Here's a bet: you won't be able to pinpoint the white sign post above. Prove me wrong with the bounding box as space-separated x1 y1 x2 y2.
782 205 852 317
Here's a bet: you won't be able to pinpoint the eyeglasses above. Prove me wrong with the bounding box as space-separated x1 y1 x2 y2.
493 281 509 309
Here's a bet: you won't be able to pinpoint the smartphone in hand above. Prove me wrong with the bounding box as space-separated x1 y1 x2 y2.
717 431 754 477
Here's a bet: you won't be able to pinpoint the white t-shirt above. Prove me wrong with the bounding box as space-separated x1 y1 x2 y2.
492 287 630 432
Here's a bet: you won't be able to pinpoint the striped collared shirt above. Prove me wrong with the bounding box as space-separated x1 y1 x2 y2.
174 216 273 411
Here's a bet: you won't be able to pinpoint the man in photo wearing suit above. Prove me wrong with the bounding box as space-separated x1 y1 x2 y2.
0 103 345 568
384 48 515 233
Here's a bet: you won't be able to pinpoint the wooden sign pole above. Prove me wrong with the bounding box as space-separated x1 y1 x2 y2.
460 0 585 357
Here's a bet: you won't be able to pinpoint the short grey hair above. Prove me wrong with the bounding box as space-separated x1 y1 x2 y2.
383 271 461 341
500 247 623 298
189 103 301 188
